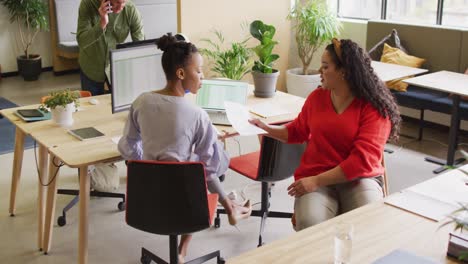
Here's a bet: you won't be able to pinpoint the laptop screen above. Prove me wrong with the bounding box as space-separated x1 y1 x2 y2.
196 80 249 110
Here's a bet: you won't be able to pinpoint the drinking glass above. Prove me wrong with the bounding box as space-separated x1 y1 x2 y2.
334 221 354 264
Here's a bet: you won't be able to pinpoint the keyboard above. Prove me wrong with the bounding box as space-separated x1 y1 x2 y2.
207 111 231 126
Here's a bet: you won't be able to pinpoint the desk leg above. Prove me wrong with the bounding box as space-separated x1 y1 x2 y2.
425 95 465 173
78 165 90 264
9 129 25 216
43 154 61 254
37 144 48 251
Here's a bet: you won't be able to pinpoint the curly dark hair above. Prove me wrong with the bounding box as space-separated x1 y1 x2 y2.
156 33 198 81
325 39 401 141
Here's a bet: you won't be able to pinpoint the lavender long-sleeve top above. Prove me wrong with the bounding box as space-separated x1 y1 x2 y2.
118 92 229 181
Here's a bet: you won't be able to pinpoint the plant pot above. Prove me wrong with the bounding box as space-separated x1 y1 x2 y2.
286 68 321 98
51 103 74 127
17 54 42 81
252 70 280 98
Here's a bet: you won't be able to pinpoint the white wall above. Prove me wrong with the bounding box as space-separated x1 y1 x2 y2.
180 0 291 91
0 4 52 73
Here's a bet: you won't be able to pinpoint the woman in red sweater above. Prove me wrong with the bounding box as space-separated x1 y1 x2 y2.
250 39 401 230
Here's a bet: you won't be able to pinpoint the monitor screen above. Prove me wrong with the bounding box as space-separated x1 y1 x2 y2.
110 45 166 113
196 79 249 110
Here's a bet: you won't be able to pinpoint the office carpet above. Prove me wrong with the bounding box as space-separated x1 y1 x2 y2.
0 97 35 155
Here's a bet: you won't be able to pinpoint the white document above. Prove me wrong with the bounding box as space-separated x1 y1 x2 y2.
224 101 266 136
249 102 291 118
385 165 468 221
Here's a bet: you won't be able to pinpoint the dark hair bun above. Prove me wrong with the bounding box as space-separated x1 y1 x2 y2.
156 33 178 52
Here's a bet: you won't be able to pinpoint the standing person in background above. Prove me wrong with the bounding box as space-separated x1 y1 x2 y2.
250 38 401 231
77 0 144 95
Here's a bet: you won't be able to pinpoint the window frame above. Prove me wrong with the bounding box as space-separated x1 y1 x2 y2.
331 0 456 26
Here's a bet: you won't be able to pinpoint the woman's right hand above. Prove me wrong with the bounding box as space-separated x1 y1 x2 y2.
99 0 110 29
249 118 269 132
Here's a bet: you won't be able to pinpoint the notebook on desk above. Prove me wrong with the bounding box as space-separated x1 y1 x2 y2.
196 79 249 125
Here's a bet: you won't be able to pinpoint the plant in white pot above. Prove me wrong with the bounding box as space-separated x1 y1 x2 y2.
40 90 79 127
0 0 49 81
286 0 341 98
250 20 280 98
200 29 253 80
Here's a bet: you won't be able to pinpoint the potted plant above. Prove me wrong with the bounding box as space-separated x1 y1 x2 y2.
0 0 49 81
443 204 468 261
40 90 80 127
286 0 341 98
200 29 253 80
250 20 280 98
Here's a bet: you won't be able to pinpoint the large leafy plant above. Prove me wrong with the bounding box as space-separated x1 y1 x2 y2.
40 90 80 112
250 20 279 74
0 0 49 59
288 0 341 75
200 30 252 80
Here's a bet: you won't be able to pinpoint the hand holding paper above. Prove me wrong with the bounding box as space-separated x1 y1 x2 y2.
224 101 267 136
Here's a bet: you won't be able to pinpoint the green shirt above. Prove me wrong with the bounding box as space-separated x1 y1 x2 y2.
77 0 144 82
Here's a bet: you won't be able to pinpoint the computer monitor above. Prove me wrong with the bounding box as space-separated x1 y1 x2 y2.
110 44 165 113
196 79 249 110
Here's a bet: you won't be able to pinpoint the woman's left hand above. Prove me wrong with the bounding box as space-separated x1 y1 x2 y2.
287 177 320 197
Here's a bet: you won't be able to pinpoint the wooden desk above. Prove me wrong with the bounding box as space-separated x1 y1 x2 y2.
0 103 58 250
33 91 304 264
228 200 457 264
404 71 468 173
371 61 428 82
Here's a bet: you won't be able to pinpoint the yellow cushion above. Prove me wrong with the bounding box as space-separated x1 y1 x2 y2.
380 43 426 92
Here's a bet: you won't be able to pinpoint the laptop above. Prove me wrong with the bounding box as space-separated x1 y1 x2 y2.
196 79 249 125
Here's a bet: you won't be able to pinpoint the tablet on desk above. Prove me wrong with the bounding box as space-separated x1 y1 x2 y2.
68 127 105 141
17 109 44 117
15 109 51 122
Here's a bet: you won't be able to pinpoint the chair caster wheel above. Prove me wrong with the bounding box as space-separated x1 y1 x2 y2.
217 256 225 264
118 201 125 211
141 254 151 264
214 217 220 228
57 216 66 227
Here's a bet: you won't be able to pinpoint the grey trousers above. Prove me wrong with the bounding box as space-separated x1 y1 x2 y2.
294 177 383 231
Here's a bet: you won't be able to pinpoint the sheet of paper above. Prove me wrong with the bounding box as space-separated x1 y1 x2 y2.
249 102 291 118
224 101 266 136
384 165 468 222
407 169 468 206
385 190 457 221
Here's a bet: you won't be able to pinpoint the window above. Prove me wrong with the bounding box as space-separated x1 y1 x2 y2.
337 0 382 20
387 0 438 24
328 0 468 28
442 0 468 27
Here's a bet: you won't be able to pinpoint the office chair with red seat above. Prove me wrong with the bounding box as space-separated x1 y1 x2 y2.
126 160 225 264
215 136 306 247
40 90 126 226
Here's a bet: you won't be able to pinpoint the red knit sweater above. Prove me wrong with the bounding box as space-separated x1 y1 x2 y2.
286 88 390 181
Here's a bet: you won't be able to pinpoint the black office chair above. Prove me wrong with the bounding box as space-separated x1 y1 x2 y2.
56 166 125 227
126 160 224 264
215 136 305 247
